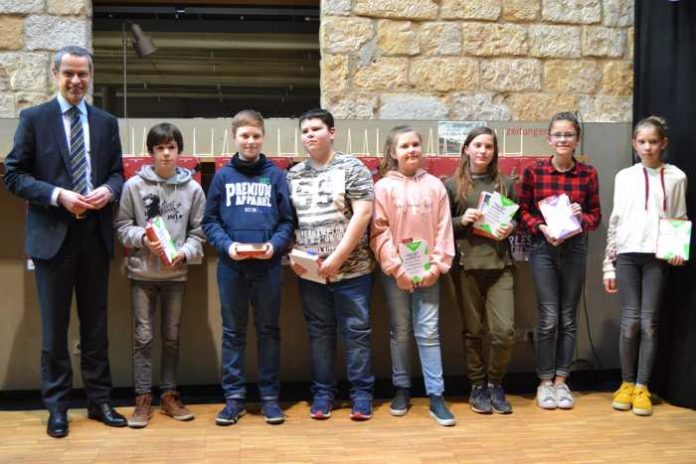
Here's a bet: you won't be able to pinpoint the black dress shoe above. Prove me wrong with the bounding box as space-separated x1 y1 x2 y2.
47 410 69 438
87 402 127 427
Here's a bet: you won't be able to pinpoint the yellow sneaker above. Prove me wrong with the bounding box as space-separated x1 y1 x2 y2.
612 382 634 411
632 385 653 416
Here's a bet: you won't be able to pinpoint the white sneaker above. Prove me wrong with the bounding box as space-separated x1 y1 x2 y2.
536 383 557 409
554 382 575 409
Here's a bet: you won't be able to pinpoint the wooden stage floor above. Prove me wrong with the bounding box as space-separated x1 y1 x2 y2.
1 392 695 463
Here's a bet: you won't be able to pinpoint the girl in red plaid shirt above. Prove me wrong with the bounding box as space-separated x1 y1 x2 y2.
519 112 602 410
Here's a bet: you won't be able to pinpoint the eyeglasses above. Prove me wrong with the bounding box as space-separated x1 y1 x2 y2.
550 132 578 140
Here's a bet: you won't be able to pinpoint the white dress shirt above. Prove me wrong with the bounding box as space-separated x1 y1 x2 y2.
51 95 92 205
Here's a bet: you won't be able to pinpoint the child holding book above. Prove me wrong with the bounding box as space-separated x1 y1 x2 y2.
115 123 206 428
202 110 294 425
519 112 602 410
445 127 517 415
287 109 376 421
371 126 456 426
604 116 687 416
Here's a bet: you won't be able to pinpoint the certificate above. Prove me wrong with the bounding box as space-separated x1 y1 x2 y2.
656 219 691 261
399 239 431 284
538 194 582 240
473 191 519 240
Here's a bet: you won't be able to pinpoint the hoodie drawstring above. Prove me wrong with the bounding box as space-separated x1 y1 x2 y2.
643 166 667 212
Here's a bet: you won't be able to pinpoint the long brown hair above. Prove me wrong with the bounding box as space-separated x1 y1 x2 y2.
378 125 422 176
454 126 506 201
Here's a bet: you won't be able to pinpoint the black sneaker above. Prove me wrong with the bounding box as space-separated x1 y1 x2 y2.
389 388 410 416
488 383 513 414
469 385 492 414
428 395 456 426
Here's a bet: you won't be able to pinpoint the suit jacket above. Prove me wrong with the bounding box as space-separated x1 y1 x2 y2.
4 98 124 260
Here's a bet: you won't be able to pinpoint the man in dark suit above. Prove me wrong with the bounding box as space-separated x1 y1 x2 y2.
4 46 127 438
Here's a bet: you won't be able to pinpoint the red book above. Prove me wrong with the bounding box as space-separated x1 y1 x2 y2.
235 243 269 258
145 216 179 266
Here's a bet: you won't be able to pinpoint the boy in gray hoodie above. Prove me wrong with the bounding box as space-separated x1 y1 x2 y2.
115 123 206 428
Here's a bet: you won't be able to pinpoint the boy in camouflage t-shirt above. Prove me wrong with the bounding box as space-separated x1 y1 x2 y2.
287 109 375 421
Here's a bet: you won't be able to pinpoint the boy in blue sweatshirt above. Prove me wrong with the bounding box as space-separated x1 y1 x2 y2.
202 110 293 425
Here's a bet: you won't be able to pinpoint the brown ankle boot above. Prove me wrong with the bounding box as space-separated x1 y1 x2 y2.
128 393 152 428
160 391 194 421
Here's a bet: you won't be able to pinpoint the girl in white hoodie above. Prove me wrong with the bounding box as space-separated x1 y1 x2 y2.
603 116 687 416
370 126 455 426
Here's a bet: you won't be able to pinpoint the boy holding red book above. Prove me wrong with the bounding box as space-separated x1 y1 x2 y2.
115 123 206 428
202 110 293 425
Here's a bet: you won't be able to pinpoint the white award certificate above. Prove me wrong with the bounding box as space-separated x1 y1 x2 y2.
656 219 691 261
473 191 519 240
398 239 431 284
538 194 582 240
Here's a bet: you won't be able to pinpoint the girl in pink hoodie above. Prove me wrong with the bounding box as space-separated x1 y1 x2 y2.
370 126 455 426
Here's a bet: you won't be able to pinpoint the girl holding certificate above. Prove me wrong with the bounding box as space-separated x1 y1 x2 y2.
519 112 602 410
603 116 687 416
370 126 456 426
445 126 518 414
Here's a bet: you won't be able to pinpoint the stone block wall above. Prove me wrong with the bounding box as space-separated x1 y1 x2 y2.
0 0 91 117
320 0 634 121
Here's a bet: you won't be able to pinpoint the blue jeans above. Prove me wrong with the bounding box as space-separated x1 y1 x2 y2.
217 262 282 400
616 253 667 385
379 273 444 396
298 273 374 401
529 234 587 380
131 280 185 395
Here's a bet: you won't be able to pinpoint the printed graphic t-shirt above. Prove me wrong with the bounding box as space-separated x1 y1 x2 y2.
287 152 374 281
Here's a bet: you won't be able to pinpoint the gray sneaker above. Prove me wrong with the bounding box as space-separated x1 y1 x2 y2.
488 384 513 414
469 385 492 414
429 395 456 427
554 382 575 409
536 383 557 409
389 388 410 416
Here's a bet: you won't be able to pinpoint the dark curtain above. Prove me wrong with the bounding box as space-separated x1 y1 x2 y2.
635 0 696 409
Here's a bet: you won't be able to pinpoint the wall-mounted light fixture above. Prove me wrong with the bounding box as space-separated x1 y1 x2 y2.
123 22 157 119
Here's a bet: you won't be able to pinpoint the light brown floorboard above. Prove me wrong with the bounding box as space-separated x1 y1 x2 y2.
1 392 696 463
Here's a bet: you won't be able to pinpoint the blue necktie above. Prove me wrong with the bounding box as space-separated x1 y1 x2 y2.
68 106 88 195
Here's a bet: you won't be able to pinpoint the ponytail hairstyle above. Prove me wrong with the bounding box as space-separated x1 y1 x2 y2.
454 126 506 201
378 125 422 176
548 111 582 138
633 115 668 140
633 115 669 161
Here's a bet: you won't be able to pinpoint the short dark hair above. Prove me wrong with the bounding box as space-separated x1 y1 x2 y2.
53 46 93 73
548 111 581 138
298 108 335 129
147 123 184 154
